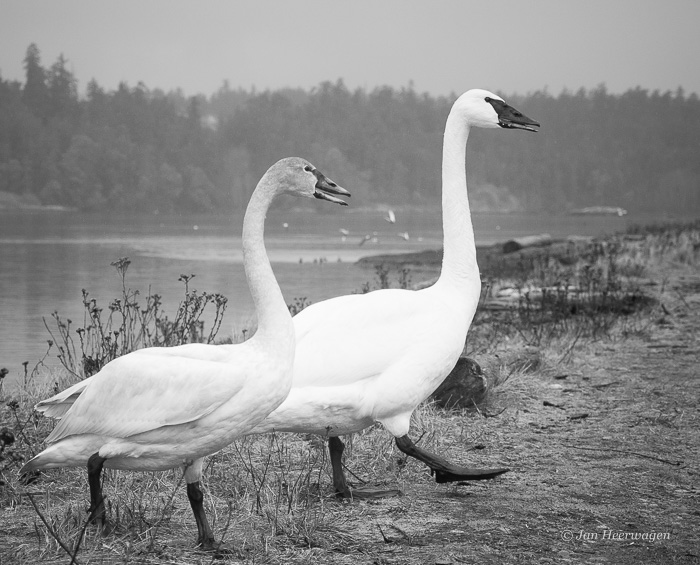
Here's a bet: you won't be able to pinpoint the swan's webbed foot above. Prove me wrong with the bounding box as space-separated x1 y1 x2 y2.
394 435 509 483
336 486 402 500
432 464 509 483
328 437 402 500
86 499 106 525
196 537 235 557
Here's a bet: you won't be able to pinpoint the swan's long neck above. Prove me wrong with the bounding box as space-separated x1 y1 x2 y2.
437 108 479 287
242 178 292 343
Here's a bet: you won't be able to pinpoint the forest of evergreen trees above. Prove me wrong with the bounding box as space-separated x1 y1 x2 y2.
1 44 698 215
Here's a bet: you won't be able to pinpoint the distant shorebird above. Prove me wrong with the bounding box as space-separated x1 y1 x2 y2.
358 232 379 246
398 231 410 241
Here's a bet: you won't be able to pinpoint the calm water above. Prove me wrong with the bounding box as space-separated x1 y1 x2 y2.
0 206 641 385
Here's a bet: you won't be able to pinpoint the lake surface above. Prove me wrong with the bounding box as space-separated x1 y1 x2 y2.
0 206 650 386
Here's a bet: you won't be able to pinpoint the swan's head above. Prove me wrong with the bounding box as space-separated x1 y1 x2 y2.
269 157 351 206
455 89 540 132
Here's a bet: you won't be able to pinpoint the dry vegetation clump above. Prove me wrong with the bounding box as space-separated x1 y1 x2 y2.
45 257 228 380
1 220 699 564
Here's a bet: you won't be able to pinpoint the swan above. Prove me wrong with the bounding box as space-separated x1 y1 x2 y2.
249 89 540 498
20 157 350 548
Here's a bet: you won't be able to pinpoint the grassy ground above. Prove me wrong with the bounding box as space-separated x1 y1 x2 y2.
1 223 699 564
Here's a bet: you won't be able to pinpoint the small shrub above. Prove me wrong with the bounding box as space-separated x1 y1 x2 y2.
356 264 412 293
43 258 228 378
287 297 312 316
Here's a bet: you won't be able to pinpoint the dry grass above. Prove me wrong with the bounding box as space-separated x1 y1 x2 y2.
1 402 514 564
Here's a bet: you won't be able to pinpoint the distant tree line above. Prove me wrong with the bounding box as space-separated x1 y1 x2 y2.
1 44 698 215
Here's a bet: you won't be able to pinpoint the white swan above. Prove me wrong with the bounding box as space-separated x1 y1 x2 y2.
250 89 539 497
20 157 350 548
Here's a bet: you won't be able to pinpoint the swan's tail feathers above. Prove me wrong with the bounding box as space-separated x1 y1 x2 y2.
19 454 42 477
19 448 59 475
35 380 88 419
18 440 88 477
35 396 80 419
394 434 509 483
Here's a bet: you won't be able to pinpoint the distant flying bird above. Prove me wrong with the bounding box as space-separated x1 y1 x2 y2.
283 222 289 229
21 158 350 550
384 209 396 223
249 89 539 498
398 231 410 241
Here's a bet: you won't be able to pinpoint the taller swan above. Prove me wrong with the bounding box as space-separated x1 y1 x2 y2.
20 158 350 549
251 89 540 497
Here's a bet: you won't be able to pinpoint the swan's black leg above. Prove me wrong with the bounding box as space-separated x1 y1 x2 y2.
328 437 352 498
87 453 109 530
327 437 401 500
394 435 509 483
186 481 218 550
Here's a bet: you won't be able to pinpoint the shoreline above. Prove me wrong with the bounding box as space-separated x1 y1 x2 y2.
355 236 592 278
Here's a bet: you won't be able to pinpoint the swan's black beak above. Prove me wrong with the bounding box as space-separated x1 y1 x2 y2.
313 169 351 206
488 99 540 132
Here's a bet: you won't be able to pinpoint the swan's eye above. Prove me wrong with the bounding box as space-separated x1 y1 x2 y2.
303 165 313 173
485 97 492 102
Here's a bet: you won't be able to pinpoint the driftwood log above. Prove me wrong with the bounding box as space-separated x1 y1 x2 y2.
431 357 488 410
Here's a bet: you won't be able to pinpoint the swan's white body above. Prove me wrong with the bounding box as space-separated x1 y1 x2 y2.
256 280 477 438
24 341 292 472
250 89 507 440
21 158 348 477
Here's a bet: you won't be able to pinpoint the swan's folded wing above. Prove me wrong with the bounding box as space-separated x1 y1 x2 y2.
292 289 439 388
35 377 93 419
36 343 232 420
45 351 249 443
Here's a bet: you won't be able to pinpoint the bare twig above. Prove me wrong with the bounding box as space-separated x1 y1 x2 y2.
562 444 683 466
26 492 82 565
341 461 369 485
148 471 185 552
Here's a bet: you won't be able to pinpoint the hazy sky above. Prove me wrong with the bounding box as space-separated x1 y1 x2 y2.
1 0 699 98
